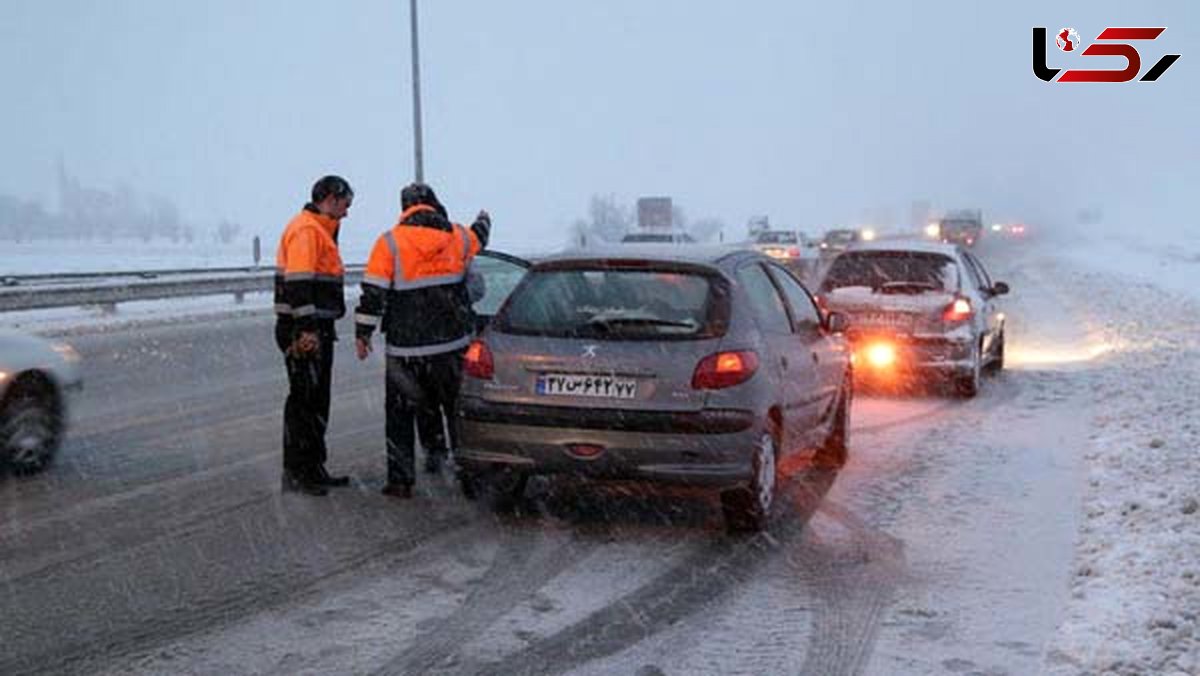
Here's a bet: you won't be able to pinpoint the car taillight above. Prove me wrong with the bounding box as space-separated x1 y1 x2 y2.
692 350 759 390
943 297 973 323
787 246 801 258
864 341 897 368
463 340 494 379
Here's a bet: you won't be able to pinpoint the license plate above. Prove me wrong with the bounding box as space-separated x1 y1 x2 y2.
857 312 913 330
536 374 638 399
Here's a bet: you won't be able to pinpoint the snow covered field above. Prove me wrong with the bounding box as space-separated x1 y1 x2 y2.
2 240 259 274
1029 232 1200 675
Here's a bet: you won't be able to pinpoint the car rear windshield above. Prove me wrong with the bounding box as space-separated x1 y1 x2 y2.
495 266 728 340
820 251 960 293
756 231 798 244
621 233 675 243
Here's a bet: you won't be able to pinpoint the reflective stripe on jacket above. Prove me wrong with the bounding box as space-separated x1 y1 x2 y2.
274 205 345 330
355 204 482 356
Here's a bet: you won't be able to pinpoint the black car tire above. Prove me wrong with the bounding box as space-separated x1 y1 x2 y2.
461 467 528 513
1 376 63 475
814 383 851 469
954 340 983 398
722 426 779 533
985 333 1005 374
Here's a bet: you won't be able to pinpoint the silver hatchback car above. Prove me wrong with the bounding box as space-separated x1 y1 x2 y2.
456 246 853 531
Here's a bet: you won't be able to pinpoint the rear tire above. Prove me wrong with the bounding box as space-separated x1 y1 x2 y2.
954 340 983 398
1 376 63 475
722 429 779 533
460 467 528 513
814 384 850 469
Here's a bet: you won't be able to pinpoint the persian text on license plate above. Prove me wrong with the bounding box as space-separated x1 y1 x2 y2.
536 374 638 399
858 312 913 329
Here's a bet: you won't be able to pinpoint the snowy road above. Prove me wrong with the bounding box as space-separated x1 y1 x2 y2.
1 239 1193 675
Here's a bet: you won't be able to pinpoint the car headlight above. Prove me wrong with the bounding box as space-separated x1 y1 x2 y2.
52 343 82 363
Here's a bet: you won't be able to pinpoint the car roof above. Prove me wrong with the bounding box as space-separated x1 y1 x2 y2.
839 238 962 257
536 244 758 268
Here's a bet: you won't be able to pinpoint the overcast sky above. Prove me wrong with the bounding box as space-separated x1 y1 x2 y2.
3 0 1196 259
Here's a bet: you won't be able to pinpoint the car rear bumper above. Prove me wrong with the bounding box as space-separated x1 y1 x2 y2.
848 333 976 377
456 398 761 487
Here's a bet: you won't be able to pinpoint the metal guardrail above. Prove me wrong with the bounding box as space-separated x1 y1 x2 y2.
0 266 365 313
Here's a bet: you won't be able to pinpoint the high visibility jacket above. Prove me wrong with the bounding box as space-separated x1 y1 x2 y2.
274 205 345 331
355 205 483 357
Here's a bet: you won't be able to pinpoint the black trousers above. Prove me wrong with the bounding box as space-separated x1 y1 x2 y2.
276 320 335 477
385 349 464 485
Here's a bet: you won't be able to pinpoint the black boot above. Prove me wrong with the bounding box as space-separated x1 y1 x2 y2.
315 465 350 487
282 471 328 496
424 453 445 474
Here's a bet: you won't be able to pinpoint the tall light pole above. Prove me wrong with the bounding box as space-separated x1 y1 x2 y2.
409 0 425 182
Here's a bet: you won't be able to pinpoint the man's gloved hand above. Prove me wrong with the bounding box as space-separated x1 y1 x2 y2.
471 210 491 249
355 336 373 361
288 330 320 357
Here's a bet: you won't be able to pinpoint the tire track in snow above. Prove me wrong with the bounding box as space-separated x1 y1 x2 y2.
374 522 601 676
465 472 838 676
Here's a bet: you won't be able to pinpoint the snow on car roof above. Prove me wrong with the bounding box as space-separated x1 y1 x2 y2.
539 244 752 266
839 238 961 257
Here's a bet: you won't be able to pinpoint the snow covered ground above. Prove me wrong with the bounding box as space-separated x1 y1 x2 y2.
2 231 1197 674
1025 231 1200 676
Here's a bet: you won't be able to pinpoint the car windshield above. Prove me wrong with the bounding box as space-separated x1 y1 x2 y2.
825 231 857 243
496 266 725 339
756 231 798 244
820 251 959 293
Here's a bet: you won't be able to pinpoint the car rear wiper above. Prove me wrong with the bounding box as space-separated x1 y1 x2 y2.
877 281 940 294
587 316 698 331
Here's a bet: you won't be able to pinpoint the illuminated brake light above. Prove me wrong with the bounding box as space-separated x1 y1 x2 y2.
463 340 494 379
865 342 897 368
943 298 973 322
692 350 759 390
787 246 800 258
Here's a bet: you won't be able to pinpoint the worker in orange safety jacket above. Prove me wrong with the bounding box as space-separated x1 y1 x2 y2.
274 175 354 496
353 183 490 499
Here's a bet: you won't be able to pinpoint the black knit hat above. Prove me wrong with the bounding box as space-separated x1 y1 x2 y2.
400 182 447 217
311 175 354 203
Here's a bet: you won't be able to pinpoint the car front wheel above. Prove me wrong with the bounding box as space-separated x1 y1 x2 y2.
1 376 63 475
814 383 850 469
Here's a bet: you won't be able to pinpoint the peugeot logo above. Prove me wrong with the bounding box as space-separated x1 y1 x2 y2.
582 344 598 358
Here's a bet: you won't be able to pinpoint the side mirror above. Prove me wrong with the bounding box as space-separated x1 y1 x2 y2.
991 281 1010 296
825 311 849 334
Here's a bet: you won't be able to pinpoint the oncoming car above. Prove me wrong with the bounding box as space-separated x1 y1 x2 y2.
1 331 83 474
815 241 1008 397
455 246 853 532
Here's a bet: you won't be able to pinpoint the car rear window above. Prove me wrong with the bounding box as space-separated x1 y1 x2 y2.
756 231 798 244
495 266 728 340
621 233 674 243
820 251 960 293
